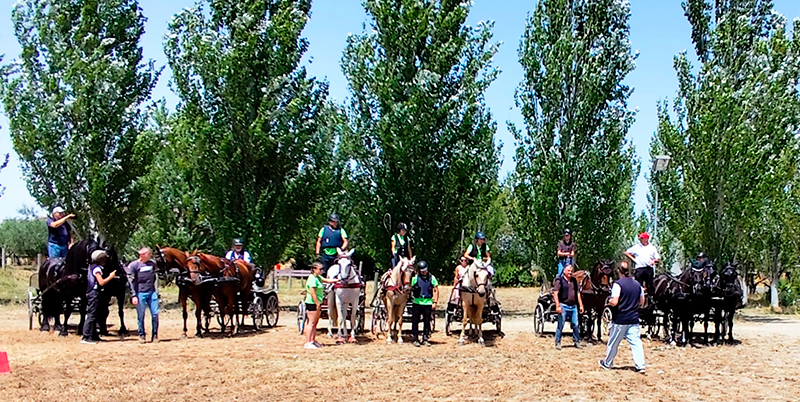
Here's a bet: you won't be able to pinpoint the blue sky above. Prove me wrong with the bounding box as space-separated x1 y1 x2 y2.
1 0 799 219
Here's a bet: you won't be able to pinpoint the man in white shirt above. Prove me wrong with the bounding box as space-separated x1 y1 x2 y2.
225 238 252 263
624 233 660 293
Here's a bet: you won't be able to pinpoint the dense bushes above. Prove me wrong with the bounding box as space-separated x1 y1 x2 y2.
493 263 538 287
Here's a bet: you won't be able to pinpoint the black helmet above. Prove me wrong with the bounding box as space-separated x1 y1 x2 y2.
697 252 706 259
475 232 485 239
417 261 429 271
564 229 571 235
232 238 243 246
328 213 340 222
397 223 408 232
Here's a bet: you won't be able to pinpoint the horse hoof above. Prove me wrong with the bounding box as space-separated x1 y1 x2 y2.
478 338 485 346
181 333 188 340
327 333 334 339
54 325 63 333
40 325 50 332
58 332 68 338
458 339 466 346
386 339 393 345
397 337 404 344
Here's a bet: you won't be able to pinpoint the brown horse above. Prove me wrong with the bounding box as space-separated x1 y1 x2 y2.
573 260 614 342
214 259 256 335
154 247 214 338
381 256 415 344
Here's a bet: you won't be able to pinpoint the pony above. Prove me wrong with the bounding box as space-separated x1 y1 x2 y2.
38 239 119 337
711 263 744 344
458 260 491 346
327 249 361 343
381 256 416 344
572 260 614 342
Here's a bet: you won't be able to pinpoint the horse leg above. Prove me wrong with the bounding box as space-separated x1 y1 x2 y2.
327 291 337 339
194 296 203 338
118 292 129 337
396 299 405 344
335 290 347 341
727 309 735 342
348 290 359 341
458 296 469 345
60 298 73 337
179 287 189 338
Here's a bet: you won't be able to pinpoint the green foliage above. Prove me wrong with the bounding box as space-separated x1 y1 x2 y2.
651 1 800 305
0 217 46 258
777 277 798 309
493 262 537 288
511 0 639 278
340 0 501 277
0 152 8 198
1 0 161 249
164 0 338 265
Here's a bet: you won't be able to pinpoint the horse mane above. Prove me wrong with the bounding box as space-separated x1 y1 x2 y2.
64 239 98 274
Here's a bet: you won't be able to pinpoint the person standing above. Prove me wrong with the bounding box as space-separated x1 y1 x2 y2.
556 229 576 277
46 207 74 258
390 223 413 268
225 238 252 263
410 261 438 347
315 214 348 275
129 247 160 344
599 261 646 374
303 262 338 349
82 250 116 344
624 233 660 293
553 265 583 349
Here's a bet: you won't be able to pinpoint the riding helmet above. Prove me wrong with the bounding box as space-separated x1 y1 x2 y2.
233 238 244 246
329 213 340 222
417 261 429 271
564 228 571 235
475 232 485 239
397 222 408 232
696 252 706 259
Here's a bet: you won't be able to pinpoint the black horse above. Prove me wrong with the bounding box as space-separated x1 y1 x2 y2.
38 239 121 337
711 263 744 344
96 254 131 337
686 262 716 344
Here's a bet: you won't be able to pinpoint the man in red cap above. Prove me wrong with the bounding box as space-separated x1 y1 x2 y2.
624 233 660 293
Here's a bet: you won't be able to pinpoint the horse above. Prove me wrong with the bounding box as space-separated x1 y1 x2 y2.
328 249 361 343
182 251 224 337
646 273 676 342
155 247 211 338
38 239 119 337
573 260 614 342
215 258 256 336
458 260 491 346
97 253 131 337
380 256 416 344
711 263 744 344
686 262 715 344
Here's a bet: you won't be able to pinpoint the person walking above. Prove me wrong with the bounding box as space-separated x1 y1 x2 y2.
556 229 576 277
303 262 338 349
599 261 646 374
81 250 116 344
625 232 660 293
129 247 160 344
315 214 348 275
46 207 74 258
410 261 438 347
553 264 583 350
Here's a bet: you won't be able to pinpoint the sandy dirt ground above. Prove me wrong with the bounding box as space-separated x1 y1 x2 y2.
1 287 799 401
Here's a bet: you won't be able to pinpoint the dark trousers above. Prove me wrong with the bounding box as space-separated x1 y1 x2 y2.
411 303 432 341
635 267 654 293
321 253 337 276
83 290 100 340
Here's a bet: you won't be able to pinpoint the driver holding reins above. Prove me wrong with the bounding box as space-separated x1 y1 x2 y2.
316 213 348 276
225 238 252 263
463 232 494 276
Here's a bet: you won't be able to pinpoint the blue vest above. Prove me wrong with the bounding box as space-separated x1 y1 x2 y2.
320 225 343 250
613 277 641 325
413 274 433 299
86 265 102 294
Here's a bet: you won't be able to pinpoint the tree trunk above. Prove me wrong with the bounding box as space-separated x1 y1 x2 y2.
770 241 781 310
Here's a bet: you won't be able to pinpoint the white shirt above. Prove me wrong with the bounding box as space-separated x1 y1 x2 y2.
611 282 645 298
626 243 660 270
225 250 252 263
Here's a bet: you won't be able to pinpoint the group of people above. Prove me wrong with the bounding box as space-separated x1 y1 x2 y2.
551 229 659 373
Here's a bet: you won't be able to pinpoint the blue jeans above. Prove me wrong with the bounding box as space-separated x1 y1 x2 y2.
603 323 645 370
136 291 159 337
48 242 68 258
555 304 580 344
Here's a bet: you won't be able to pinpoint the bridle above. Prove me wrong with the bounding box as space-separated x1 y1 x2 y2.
461 263 489 295
385 263 413 293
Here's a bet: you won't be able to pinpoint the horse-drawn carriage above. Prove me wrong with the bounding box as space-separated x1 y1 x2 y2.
26 272 82 331
209 281 280 331
296 250 366 338
369 290 436 334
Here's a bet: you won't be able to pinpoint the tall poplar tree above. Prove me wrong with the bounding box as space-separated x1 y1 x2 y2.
512 0 639 275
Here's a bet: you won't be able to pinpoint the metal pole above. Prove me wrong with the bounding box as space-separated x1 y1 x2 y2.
653 173 658 244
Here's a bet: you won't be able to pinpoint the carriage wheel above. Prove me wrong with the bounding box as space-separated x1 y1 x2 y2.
533 304 545 336
371 305 386 335
602 306 613 339
297 301 307 335
27 290 35 331
250 296 265 331
356 306 365 333
265 294 280 328
444 311 452 336
496 314 502 334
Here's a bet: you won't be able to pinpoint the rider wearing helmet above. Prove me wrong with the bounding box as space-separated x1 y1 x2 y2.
464 232 493 276
692 252 715 277
315 213 349 275
556 229 576 277
410 261 438 347
391 223 413 268
225 238 252 264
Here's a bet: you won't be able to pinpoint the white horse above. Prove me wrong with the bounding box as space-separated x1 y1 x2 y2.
328 249 361 343
381 256 416 344
459 260 491 346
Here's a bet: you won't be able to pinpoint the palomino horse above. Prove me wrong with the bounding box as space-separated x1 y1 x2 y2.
156 247 213 338
572 260 614 342
328 249 361 343
381 256 416 344
459 260 491 346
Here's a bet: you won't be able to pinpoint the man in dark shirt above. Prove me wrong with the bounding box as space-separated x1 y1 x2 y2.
599 261 646 373
556 229 576 277
128 247 159 343
553 265 583 349
46 207 74 258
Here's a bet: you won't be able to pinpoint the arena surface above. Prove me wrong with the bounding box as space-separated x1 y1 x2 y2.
1 287 798 401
